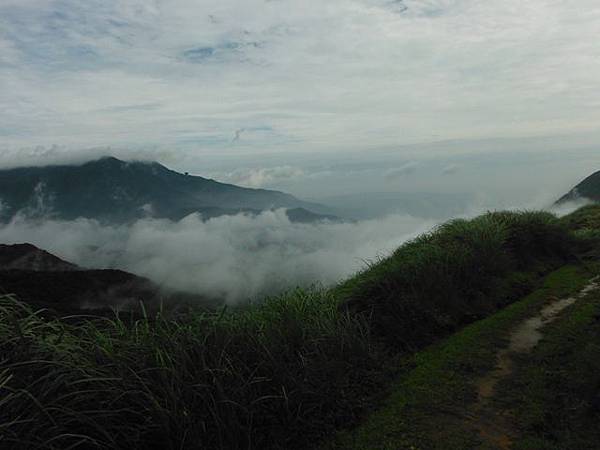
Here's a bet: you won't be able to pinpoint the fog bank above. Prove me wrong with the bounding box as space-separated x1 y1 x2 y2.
0 210 435 303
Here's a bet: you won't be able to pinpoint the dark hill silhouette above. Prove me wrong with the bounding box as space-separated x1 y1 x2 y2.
0 243 211 314
0 269 157 313
557 170 600 204
0 156 334 223
0 243 78 271
285 207 339 223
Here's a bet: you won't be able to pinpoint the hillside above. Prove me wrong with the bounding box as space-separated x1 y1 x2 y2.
557 169 600 203
0 243 78 271
0 268 157 312
4 207 600 449
0 157 333 223
0 243 212 313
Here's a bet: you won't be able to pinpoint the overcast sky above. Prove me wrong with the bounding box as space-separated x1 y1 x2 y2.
2 1 600 296
1 0 600 154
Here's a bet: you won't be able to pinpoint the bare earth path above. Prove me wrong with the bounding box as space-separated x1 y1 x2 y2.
466 277 600 449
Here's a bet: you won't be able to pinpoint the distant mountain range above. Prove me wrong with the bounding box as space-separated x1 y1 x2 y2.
0 156 335 223
557 170 600 204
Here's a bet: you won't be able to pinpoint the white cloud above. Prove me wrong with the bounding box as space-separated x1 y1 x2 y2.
0 0 599 154
384 161 419 182
215 166 305 188
548 197 593 218
441 163 461 175
0 210 434 303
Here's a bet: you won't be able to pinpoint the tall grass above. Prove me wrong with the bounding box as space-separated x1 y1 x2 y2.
559 204 600 256
0 210 580 449
338 211 573 348
559 204 600 231
0 290 383 450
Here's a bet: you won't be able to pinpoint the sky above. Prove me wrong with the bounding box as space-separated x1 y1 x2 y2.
1 0 600 158
1 0 600 300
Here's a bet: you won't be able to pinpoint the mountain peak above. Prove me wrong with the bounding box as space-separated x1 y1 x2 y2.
98 156 122 163
84 156 139 169
86 156 125 166
0 158 333 223
557 170 600 204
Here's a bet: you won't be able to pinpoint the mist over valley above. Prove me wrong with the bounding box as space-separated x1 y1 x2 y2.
3 1 600 448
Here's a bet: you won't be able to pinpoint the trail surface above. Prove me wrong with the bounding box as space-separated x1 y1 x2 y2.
467 277 600 449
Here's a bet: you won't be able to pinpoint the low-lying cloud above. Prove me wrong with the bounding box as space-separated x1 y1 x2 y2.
384 162 419 182
0 146 168 170
215 166 306 188
548 198 593 217
441 164 461 175
0 210 434 303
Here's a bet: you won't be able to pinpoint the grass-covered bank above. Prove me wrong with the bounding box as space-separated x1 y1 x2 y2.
0 209 589 449
0 290 384 450
338 211 574 349
324 264 598 449
494 274 600 449
559 204 600 232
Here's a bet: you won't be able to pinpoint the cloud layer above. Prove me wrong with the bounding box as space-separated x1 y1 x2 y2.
1 0 600 153
215 166 306 188
0 210 434 303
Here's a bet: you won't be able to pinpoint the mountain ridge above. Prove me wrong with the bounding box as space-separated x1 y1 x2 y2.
0 243 78 272
0 156 335 223
557 169 600 204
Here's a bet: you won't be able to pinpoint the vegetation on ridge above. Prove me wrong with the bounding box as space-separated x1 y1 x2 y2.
494 273 600 450
560 204 600 233
0 208 594 449
0 157 332 224
339 211 573 349
325 265 596 449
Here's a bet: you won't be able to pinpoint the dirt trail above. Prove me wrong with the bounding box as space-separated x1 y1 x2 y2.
467 277 600 449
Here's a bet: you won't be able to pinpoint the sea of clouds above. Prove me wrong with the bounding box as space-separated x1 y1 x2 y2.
0 210 436 303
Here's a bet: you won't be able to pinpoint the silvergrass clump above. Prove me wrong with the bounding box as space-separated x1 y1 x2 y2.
338 211 574 348
560 204 600 231
0 290 383 450
560 204 600 257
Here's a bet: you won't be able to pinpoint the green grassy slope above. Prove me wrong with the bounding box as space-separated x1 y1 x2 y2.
0 209 591 449
0 290 385 450
559 204 600 231
324 265 597 449
324 205 600 449
495 276 600 449
338 211 573 349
